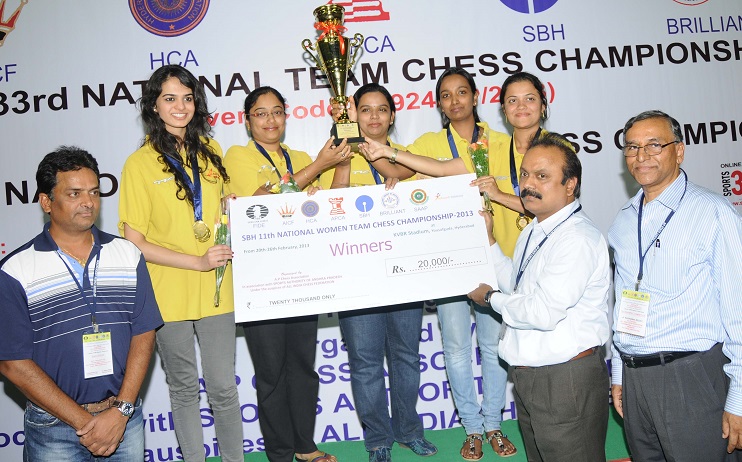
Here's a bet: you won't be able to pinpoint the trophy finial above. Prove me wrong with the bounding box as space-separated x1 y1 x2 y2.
313 4 345 24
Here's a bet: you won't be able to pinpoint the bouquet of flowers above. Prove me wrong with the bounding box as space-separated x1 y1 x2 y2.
269 171 301 194
213 198 231 307
468 129 493 212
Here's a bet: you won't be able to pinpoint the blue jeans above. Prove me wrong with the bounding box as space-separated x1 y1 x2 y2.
340 303 424 451
23 400 144 461
436 296 507 435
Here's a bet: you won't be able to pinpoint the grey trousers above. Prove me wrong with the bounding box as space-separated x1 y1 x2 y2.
511 348 609 462
156 312 244 462
622 343 741 462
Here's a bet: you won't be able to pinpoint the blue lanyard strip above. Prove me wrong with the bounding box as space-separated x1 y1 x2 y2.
509 127 542 197
254 142 294 180
635 171 687 290
56 246 101 331
162 153 204 222
514 205 582 291
446 124 480 159
368 162 383 185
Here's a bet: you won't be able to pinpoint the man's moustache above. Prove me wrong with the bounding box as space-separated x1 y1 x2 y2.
520 189 542 199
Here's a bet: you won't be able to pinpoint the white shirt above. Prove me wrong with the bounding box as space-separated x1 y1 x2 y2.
489 200 611 367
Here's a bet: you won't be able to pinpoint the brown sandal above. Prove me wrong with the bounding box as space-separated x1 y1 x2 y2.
460 434 484 460
486 430 517 458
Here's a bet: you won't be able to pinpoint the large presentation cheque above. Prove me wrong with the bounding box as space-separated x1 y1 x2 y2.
231 173 496 322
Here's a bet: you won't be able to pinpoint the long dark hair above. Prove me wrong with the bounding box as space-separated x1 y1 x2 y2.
435 67 481 128
139 64 229 206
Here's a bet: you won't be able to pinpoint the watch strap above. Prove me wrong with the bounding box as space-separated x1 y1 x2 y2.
112 399 134 417
484 289 501 304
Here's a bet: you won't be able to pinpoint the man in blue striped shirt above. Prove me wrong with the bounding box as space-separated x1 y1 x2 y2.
609 110 742 461
0 147 163 461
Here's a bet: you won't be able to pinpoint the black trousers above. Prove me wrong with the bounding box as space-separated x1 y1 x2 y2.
244 316 320 462
622 343 742 462
512 348 609 462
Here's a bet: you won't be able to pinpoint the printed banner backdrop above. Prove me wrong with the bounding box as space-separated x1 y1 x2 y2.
1 0 741 459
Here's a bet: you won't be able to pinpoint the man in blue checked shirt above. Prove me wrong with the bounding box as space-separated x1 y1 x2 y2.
610 110 742 461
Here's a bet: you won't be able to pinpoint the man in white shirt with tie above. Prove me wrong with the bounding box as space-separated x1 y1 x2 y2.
469 132 611 462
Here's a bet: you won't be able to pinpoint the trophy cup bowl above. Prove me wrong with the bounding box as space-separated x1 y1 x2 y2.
302 4 364 150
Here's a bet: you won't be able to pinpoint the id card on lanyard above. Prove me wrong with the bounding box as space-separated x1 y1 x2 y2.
617 172 687 337
57 248 114 379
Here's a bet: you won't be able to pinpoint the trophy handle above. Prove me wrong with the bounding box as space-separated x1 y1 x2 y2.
348 33 364 68
302 39 319 66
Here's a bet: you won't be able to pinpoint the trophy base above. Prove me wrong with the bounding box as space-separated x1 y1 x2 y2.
331 122 365 153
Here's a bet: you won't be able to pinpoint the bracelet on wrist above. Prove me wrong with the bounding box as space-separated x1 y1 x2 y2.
389 148 399 164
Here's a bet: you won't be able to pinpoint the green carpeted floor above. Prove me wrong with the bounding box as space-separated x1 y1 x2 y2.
210 409 631 461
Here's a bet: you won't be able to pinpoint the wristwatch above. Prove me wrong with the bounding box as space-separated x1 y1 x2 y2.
483 289 501 305
112 399 134 418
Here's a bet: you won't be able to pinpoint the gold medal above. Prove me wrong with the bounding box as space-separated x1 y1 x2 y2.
516 214 531 231
193 220 211 242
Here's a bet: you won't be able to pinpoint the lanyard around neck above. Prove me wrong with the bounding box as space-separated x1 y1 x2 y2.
446 124 479 159
254 141 294 179
514 204 582 291
635 171 687 290
56 245 102 332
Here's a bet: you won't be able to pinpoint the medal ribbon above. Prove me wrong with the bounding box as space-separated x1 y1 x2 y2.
254 141 294 183
509 127 542 197
367 140 392 185
510 127 542 225
162 152 204 223
514 204 582 291
635 170 687 290
446 124 480 159
314 21 347 54
368 162 383 185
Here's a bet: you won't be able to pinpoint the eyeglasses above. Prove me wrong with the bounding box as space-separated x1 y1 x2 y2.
622 141 678 157
249 110 286 119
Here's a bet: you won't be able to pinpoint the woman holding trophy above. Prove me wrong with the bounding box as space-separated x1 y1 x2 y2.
118 64 244 462
359 67 535 460
325 83 438 462
223 86 349 462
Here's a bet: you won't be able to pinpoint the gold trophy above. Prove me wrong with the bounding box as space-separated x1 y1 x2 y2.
302 4 364 150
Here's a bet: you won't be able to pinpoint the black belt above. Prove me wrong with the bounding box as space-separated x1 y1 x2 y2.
620 350 698 368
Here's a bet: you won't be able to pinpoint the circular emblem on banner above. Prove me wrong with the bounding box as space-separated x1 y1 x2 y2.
382 192 399 209
410 189 428 205
499 0 559 14
246 204 269 220
129 0 210 37
355 195 374 213
301 200 320 217
672 0 709 5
